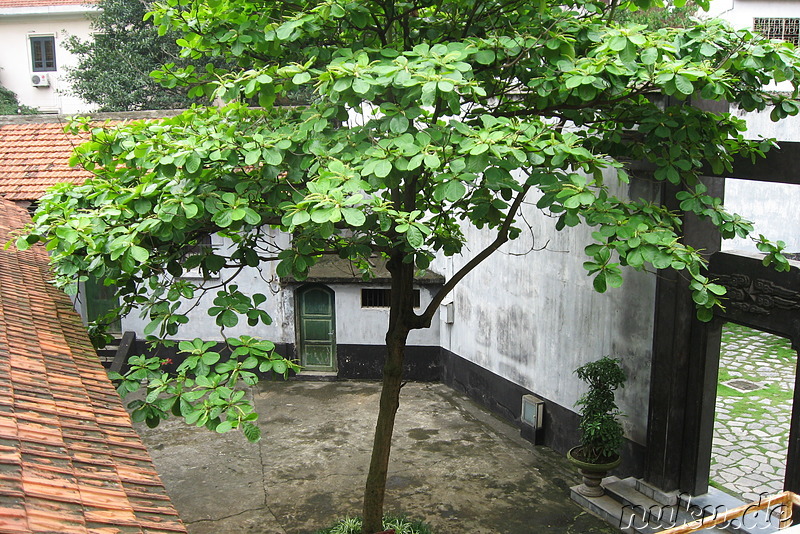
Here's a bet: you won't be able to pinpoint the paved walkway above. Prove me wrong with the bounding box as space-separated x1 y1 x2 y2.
711 324 795 501
133 381 616 534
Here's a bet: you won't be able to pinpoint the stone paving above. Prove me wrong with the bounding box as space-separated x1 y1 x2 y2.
710 324 796 501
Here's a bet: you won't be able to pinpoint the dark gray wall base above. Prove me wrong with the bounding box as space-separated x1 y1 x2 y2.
441 349 645 478
129 340 441 381
336 344 441 381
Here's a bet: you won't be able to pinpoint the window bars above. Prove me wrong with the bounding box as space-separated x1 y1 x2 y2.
754 18 800 46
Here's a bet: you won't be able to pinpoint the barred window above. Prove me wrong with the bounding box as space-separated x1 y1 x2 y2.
754 18 800 46
30 36 56 72
361 288 421 308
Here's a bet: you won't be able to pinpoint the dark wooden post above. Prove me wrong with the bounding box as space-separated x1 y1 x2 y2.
644 176 724 493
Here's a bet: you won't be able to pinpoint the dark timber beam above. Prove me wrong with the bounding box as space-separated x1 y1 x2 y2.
720 142 800 185
628 141 800 185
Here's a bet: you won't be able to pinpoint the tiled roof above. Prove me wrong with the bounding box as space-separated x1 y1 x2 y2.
0 199 187 533
0 123 92 202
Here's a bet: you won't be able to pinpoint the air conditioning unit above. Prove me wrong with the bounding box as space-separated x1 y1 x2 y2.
30 73 49 87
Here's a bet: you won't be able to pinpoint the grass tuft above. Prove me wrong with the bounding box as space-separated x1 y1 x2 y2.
316 514 433 534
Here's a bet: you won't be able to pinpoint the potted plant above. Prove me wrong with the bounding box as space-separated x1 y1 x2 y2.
567 356 626 497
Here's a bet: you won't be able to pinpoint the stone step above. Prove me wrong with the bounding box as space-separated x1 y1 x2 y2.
572 477 694 533
605 478 684 532
292 370 339 381
571 476 783 533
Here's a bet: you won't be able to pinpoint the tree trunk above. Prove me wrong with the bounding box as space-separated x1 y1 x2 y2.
361 254 414 534
361 326 408 533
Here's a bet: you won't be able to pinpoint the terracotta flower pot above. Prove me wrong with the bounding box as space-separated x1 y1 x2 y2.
567 446 621 497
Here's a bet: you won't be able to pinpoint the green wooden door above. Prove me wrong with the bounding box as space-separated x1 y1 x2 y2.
84 276 121 333
298 286 336 371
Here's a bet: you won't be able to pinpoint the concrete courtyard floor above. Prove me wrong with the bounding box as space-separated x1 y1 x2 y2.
132 380 616 534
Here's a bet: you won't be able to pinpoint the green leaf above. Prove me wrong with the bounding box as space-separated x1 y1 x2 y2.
674 74 694 96
185 152 201 174
563 194 581 209
423 153 440 169
352 78 370 94
291 211 311 225
641 47 658 65
219 310 239 328
216 420 234 433
389 115 409 133
374 159 392 178
242 422 261 442
201 351 221 365
245 149 261 165
292 72 312 84
263 148 283 165
609 35 628 51
593 272 607 293
692 289 709 306
697 307 713 322
406 225 424 249
606 272 624 288
707 283 726 296
444 180 467 202
474 50 495 65
130 245 149 263
421 81 437 106
310 207 335 223
342 207 366 226
330 3 345 17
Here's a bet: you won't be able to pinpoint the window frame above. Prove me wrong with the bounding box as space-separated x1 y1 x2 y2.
29 35 57 73
753 17 800 46
361 288 421 309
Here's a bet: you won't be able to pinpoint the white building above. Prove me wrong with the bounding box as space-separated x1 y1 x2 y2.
0 0 98 114
709 0 800 43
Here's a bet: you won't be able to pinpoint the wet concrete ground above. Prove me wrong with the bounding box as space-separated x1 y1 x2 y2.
133 380 616 534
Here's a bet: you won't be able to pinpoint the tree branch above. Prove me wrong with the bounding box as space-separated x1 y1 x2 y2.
412 184 532 329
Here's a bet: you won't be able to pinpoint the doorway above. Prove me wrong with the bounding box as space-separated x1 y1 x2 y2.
84 276 121 333
710 323 796 501
297 285 337 372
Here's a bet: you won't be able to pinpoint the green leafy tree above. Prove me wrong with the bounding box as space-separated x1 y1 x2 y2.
63 0 195 110
612 0 701 28
0 85 38 115
20 0 798 531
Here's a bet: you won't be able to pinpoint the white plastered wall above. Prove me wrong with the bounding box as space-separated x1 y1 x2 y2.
434 177 658 445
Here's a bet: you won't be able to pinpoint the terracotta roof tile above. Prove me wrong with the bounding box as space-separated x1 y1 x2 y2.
0 199 187 533
0 122 93 202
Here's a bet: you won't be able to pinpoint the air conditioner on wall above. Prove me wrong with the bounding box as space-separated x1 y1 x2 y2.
30 73 49 87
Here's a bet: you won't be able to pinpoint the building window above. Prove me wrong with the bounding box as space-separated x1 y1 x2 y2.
30 36 57 72
754 18 800 46
181 234 220 279
361 288 421 308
